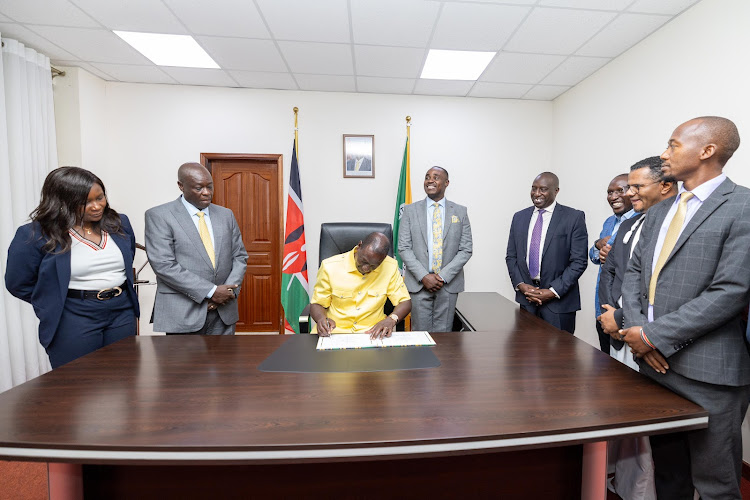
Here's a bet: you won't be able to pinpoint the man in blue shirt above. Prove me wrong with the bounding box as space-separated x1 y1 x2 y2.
590 174 633 352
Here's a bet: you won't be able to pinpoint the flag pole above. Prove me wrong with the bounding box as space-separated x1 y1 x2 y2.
293 107 299 158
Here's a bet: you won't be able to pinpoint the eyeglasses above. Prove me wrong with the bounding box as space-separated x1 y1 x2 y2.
626 181 660 194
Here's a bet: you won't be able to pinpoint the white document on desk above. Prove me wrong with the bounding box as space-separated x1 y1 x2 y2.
316 331 436 350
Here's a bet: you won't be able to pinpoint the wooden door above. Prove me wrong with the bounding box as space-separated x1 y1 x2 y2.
202 153 283 333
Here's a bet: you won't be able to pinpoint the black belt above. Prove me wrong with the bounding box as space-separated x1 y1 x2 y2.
531 279 541 287
67 282 126 301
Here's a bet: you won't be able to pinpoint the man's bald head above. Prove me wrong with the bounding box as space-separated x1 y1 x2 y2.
354 232 391 275
536 172 560 190
361 232 391 257
178 162 210 183
177 162 213 209
687 116 740 166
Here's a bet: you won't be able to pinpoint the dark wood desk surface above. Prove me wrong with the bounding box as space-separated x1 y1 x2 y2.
456 291 518 331
0 295 706 465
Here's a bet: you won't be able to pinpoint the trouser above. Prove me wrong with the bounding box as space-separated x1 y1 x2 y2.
595 320 610 352
46 292 136 369
409 287 458 332
520 304 576 334
167 309 235 335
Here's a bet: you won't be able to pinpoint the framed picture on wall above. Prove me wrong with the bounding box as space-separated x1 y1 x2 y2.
343 134 375 178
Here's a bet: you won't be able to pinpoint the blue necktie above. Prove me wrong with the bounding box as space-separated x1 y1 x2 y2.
528 209 545 278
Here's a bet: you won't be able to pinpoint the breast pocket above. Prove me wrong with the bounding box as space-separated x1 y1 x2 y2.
331 289 354 307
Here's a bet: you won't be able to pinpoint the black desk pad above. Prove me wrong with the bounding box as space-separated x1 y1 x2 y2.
258 334 441 373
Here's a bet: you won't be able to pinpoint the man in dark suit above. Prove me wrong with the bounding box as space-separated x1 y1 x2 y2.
621 117 750 499
506 172 588 333
599 156 676 367
145 163 248 335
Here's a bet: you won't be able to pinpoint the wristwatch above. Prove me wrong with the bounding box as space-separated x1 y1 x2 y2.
389 313 399 322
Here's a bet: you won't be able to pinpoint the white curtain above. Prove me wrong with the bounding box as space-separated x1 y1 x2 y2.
0 35 58 392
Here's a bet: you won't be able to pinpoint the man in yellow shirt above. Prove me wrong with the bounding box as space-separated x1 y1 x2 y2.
310 232 411 339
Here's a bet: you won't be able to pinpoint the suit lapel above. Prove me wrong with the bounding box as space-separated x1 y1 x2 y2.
211 205 224 270
442 199 455 241
665 179 732 264
518 207 533 264
169 198 214 270
416 199 428 246
541 205 561 259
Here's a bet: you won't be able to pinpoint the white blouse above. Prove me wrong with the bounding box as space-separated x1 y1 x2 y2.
68 230 127 290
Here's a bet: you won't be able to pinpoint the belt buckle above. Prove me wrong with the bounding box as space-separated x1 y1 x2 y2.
96 286 123 301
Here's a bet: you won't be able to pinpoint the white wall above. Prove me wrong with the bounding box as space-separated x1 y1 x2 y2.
550 0 750 459
52 76 553 335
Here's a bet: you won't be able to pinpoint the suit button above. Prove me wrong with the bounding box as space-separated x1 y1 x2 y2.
642 294 648 299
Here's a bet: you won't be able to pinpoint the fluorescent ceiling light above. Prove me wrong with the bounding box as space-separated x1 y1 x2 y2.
420 49 496 81
114 31 219 69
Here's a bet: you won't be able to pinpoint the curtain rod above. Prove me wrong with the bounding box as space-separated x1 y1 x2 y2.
1 41 66 78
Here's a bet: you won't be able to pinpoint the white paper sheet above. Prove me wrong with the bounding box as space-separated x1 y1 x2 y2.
316 331 436 350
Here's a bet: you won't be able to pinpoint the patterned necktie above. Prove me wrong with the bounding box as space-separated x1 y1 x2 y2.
649 192 694 305
196 211 216 268
528 209 545 278
431 202 443 273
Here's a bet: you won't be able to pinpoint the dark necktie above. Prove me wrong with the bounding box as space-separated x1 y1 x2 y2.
528 209 545 278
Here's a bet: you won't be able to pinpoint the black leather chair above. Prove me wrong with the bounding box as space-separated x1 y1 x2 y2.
318 222 393 263
300 222 402 332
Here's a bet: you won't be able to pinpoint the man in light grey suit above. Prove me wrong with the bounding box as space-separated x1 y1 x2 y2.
145 163 248 335
620 117 750 499
398 166 472 332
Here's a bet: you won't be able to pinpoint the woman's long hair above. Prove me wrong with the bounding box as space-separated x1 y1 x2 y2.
30 167 122 253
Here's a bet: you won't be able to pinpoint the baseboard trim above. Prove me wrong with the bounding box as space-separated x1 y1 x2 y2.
743 461 750 479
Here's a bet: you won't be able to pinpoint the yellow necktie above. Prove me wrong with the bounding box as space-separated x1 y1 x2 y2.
196 211 215 268
649 192 694 304
432 202 443 273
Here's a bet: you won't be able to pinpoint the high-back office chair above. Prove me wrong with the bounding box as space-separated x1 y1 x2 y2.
303 222 404 332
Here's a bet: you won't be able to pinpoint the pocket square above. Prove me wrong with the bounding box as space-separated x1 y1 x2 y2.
451 215 459 223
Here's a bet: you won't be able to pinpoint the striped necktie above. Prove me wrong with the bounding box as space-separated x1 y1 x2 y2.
196 211 216 268
649 192 694 304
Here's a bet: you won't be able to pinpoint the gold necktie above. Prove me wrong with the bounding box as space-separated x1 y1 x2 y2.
649 192 694 305
196 211 215 268
432 202 443 273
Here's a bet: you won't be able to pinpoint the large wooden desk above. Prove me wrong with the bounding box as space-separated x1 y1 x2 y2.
0 295 706 499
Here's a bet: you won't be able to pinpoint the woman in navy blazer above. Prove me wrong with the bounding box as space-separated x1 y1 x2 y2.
5 167 140 368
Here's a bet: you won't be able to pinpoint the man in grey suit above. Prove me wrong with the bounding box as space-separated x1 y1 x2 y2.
620 117 750 499
398 166 472 332
145 163 248 335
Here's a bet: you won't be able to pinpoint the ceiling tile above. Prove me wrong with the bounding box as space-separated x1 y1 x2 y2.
161 67 237 87
295 74 355 92
229 70 298 90
197 37 286 72
468 82 533 98
453 0 537 3
539 0 633 9
89 63 178 84
356 76 415 95
163 0 269 38
350 0 440 47
54 60 117 80
28 26 150 64
0 22 79 60
354 45 424 78
0 0 99 27
577 13 670 57
431 3 529 51
540 56 608 85
628 0 700 15
256 0 349 43
480 52 566 84
70 0 187 33
414 79 474 97
278 41 353 75
504 7 616 55
0 13 12 21
522 84 569 100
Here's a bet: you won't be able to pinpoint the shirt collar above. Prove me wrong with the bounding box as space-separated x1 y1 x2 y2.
426 197 446 209
678 173 726 202
621 208 636 220
536 200 556 214
181 195 210 217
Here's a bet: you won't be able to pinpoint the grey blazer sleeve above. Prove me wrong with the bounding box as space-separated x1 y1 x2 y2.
398 205 430 283
438 207 472 285
621 212 651 329
599 239 617 309
225 211 248 293
145 207 216 303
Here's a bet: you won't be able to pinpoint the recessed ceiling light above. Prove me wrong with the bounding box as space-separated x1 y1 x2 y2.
114 31 219 69
420 49 496 81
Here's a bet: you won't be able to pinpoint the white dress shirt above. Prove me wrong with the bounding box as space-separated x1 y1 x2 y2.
181 195 217 298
